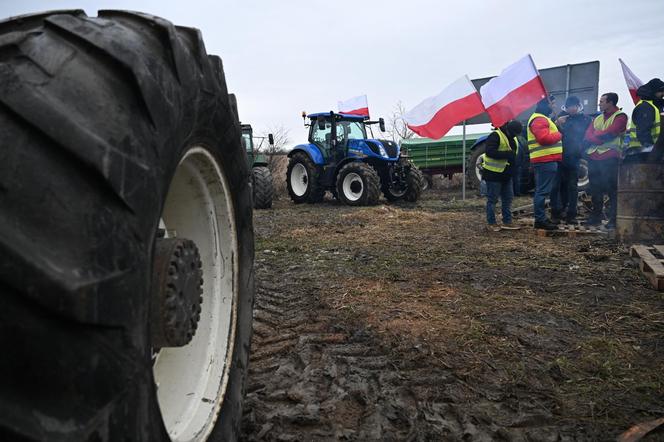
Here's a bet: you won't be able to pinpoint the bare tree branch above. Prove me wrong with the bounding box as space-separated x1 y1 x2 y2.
258 125 291 173
384 100 416 143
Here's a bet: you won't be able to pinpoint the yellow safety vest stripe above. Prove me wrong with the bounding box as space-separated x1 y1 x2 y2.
586 110 626 155
527 113 562 160
483 130 517 173
628 100 661 149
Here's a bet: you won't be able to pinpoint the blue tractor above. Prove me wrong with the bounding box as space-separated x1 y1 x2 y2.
286 112 424 205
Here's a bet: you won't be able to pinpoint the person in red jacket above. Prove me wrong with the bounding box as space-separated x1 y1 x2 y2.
527 97 563 230
583 92 628 228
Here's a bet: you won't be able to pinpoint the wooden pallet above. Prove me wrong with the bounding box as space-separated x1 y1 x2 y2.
630 245 664 291
534 224 611 237
557 224 611 234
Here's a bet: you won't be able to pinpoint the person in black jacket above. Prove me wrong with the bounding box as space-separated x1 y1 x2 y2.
483 120 523 231
550 96 592 224
625 78 664 160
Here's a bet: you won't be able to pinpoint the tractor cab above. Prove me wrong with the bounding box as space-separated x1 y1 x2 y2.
306 112 389 161
307 113 368 161
241 123 273 168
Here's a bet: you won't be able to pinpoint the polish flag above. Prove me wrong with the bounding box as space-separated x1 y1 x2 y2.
338 95 369 117
480 54 547 127
619 58 643 104
404 75 485 139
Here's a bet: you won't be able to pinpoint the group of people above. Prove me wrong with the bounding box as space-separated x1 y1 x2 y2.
483 78 664 231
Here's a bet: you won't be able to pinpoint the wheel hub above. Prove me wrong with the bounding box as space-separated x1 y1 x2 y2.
151 238 203 348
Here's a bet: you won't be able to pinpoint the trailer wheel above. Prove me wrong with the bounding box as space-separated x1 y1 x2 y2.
252 166 274 209
336 162 380 206
0 10 253 441
467 143 486 189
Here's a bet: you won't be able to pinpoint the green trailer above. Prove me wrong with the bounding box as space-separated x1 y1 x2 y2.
401 133 488 189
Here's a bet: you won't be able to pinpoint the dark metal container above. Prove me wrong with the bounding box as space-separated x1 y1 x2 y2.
617 163 664 242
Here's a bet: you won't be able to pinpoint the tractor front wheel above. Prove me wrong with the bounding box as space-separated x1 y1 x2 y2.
404 165 425 202
336 162 380 206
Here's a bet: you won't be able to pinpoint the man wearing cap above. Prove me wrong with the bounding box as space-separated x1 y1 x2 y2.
583 93 628 228
550 96 592 224
527 96 563 230
482 120 523 231
625 78 664 160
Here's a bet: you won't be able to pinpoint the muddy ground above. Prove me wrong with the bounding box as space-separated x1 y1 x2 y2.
240 186 664 441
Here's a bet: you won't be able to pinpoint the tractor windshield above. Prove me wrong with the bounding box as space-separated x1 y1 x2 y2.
337 120 366 141
241 132 253 152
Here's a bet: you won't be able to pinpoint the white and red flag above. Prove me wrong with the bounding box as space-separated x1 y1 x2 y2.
619 58 643 104
480 54 547 127
338 95 370 117
404 75 485 139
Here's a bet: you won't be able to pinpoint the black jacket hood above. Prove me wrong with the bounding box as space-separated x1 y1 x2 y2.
636 78 664 100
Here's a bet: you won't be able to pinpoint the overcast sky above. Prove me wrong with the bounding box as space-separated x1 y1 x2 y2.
2 0 663 147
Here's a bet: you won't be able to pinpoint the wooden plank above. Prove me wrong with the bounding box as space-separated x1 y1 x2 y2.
642 255 664 277
557 226 607 235
645 272 664 291
653 244 664 259
630 245 644 258
630 245 664 291
636 246 664 277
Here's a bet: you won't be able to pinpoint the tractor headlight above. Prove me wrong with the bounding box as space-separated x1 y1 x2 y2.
379 145 388 157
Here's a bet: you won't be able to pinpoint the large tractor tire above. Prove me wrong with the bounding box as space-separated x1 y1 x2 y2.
422 173 434 191
336 162 380 206
286 151 324 204
577 158 589 191
0 10 254 442
382 160 424 202
404 164 425 202
467 142 486 190
252 166 274 209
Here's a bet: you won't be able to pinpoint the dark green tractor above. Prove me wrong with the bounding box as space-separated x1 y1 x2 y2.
228 94 274 209
241 124 274 209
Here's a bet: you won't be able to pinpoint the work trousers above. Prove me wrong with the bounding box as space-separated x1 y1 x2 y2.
551 161 579 220
486 178 513 225
588 158 619 224
533 162 558 223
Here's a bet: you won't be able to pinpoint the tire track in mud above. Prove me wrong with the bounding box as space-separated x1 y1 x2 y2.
239 262 528 441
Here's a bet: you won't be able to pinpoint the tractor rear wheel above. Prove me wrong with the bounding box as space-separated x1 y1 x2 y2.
0 11 253 441
336 162 380 206
467 142 486 190
286 152 324 204
577 158 589 191
252 166 274 209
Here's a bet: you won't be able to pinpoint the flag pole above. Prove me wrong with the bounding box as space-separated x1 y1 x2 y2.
462 120 466 201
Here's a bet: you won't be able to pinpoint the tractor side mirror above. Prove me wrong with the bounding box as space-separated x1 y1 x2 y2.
268 133 274 146
379 117 385 132
317 118 326 131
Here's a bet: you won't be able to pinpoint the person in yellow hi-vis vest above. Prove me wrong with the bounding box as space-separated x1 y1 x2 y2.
528 96 563 230
583 93 628 228
482 120 523 231
625 78 664 161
